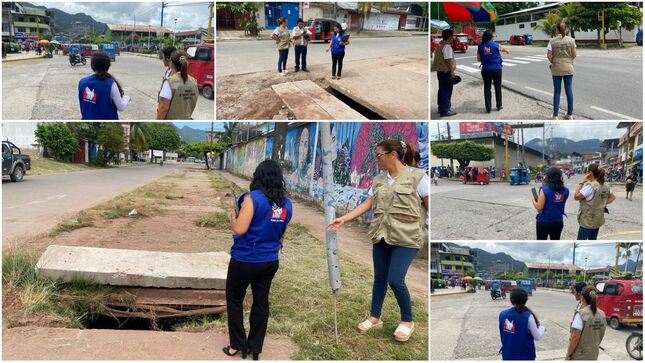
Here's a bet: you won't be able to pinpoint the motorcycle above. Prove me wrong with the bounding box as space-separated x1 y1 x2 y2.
534 173 544 183
491 288 506 300
626 331 642 360
69 53 86 66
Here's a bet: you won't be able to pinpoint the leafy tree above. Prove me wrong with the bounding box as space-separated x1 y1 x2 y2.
533 12 562 37
574 3 641 47
217 2 262 36
95 123 124 166
34 123 78 161
494 2 539 16
431 141 495 170
128 123 152 161
221 122 239 144
147 123 181 161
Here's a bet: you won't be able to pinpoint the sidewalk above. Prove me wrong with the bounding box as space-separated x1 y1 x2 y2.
217 29 428 41
431 287 470 297
2 52 45 62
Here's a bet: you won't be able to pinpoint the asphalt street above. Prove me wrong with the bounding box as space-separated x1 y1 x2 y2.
2 163 192 247
431 288 640 360
216 36 429 76
430 174 643 240
2 54 214 120
441 45 642 120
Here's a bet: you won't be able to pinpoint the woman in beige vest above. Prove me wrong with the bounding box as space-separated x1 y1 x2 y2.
548 23 577 120
271 17 291 75
573 164 616 240
565 286 606 360
327 140 429 342
156 50 198 120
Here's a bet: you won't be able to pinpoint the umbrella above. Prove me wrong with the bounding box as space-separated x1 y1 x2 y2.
474 277 483 281
431 19 450 30
38 39 49 44
463 276 474 280
432 2 498 23
50 40 60 44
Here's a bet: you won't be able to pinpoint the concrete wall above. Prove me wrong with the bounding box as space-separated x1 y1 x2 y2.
226 122 428 214
363 13 400 31
495 23 639 43
1 122 38 150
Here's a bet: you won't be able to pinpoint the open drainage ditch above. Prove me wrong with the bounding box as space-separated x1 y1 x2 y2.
84 313 221 331
324 85 386 120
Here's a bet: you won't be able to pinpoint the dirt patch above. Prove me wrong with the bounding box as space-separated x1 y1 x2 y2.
2 285 68 329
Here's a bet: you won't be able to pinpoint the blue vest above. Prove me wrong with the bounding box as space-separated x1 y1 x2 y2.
78 74 119 120
536 185 569 223
479 41 503 70
231 190 293 263
331 32 346 54
499 307 536 360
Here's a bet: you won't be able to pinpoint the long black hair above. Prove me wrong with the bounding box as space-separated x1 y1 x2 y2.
91 52 124 96
250 159 287 207
510 287 540 327
544 167 564 192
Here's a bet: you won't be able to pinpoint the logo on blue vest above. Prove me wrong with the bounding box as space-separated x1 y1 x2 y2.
83 87 96 104
503 318 515 333
270 206 287 222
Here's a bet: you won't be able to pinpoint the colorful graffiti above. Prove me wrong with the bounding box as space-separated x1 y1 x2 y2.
225 122 428 213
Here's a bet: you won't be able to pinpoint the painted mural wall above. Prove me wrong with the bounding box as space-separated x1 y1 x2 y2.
225 122 428 213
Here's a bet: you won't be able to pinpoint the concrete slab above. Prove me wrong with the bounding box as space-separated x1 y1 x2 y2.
271 80 367 120
36 245 229 289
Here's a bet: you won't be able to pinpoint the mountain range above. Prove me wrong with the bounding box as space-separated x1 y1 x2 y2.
22 2 107 34
175 126 205 144
525 137 603 153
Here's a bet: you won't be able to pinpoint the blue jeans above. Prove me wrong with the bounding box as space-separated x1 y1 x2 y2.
552 75 573 116
294 45 307 70
577 226 599 240
370 239 418 322
277 49 288 72
437 71 453 114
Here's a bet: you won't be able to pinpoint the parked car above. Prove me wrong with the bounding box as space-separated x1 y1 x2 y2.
186 43 214 99
510 35 526 45
306 18 341 42
595 279 643 329
2 141 31 182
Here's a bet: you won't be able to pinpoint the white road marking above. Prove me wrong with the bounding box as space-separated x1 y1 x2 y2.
523 56 548 61
456 65 480 73
531 54 548 58
503 58 530 64
525 86 554 96
589 106 638 120
514 57 544 62
503 80 516 85
454 56 477 60
7 194 66 209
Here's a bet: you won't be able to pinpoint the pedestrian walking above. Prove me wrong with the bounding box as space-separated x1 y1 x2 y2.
548 22 576 120
499 288 545 360
565 286 606 360
433 168 439 185
326 24 349 80
477 31 510 113
223 160 293 361
532 167 569 240
431 28 457 117
156 50 198 120
574 164 616 240
626 174 636 201
78 52 130 120
292 18 311 73
328 140 428 343
271 17 291 76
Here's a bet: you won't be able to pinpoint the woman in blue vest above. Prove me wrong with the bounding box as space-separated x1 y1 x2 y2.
78 52 130 120
532 167 569 240
223 159 293 361
499 288 545 360
326 24 349 80
477 31 510 113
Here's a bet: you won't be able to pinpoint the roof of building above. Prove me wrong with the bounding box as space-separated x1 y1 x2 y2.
433 135 543 156
175 30 202 36
107 24 172 33
497 3 560 19
586 267 610 273
526 262 582 270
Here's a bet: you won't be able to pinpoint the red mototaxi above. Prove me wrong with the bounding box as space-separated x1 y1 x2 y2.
431 34 442 54
463 166 490 185
453 33 469 53
510 35 526 45
595 279 643 328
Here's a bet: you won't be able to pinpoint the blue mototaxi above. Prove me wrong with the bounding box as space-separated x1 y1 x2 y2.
523 33 533 45
519 279 533 295
68 43 81 56
99 43 116 61
509 166 529 185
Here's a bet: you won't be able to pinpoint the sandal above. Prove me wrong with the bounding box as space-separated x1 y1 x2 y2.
222 346 247 359
357 317 383 333
393 322 415 342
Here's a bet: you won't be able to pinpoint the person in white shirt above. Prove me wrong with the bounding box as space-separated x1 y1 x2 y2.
291 18 311 72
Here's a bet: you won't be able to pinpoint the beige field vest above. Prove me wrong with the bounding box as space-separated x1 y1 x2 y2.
431 42 456 73
275 26 291 50
577 181 611 229
369 167 426 249
161 73 198 120
571 305 606 360
292 26 309 47
549 35 576 76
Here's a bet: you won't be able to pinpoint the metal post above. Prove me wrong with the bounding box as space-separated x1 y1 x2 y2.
542 125 545 168
320 122 341 345
505 124 509 181
148 25 151 48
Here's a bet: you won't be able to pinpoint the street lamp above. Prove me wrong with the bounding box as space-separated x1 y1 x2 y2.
148 25 151 49
173 18 177 46
583 257 588 282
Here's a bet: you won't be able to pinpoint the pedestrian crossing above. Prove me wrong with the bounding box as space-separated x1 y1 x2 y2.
456 54 548 73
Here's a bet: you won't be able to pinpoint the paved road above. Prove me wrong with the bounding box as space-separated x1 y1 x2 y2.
2 163 193 246
446 45 642 120
217 36 429 76
430 174 643 240
431 288 640 360
2 54 214 120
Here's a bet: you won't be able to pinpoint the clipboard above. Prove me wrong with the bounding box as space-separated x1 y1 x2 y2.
531 187 539 202
231 186 240 214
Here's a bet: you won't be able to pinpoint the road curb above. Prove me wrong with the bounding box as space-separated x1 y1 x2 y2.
122 52 157 58
431 290 469 297
2 56 45 62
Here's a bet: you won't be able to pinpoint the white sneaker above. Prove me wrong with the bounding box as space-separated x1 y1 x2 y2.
283 70 289 75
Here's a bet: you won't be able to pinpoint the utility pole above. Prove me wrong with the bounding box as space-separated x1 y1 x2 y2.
542 125 545 167
521 126 525 166
272 122 288 162
446 122 454 175
131 14 136 50
572 242 579 266
161 2 166 27
504 123 509 181
614 243 621 277
547 256 550 286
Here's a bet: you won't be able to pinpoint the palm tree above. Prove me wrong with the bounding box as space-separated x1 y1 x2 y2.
556 3 582 39
221 122 239 144
633 244 642 275
129 122 152 162
533 12 561 38
622 248 633 273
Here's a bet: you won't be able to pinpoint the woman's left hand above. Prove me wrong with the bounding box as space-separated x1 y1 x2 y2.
229 210 238 223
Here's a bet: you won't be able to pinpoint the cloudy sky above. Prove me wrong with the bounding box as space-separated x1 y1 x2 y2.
458 242 642 269
32 2 211 31
432 122 627 142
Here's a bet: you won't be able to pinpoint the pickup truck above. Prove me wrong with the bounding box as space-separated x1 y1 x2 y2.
2 141 31 182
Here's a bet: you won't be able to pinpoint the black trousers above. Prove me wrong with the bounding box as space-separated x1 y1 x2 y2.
226 258 279 354
536 221 564 240
481 69 502 111
331 52 345 77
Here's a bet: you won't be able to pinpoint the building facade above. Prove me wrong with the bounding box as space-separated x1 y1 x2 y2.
2 2 52 42
431 243 476 279
523 262 583 278
617 122 643 180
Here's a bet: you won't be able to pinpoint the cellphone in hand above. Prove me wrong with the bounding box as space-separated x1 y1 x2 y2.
531 187 539 202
